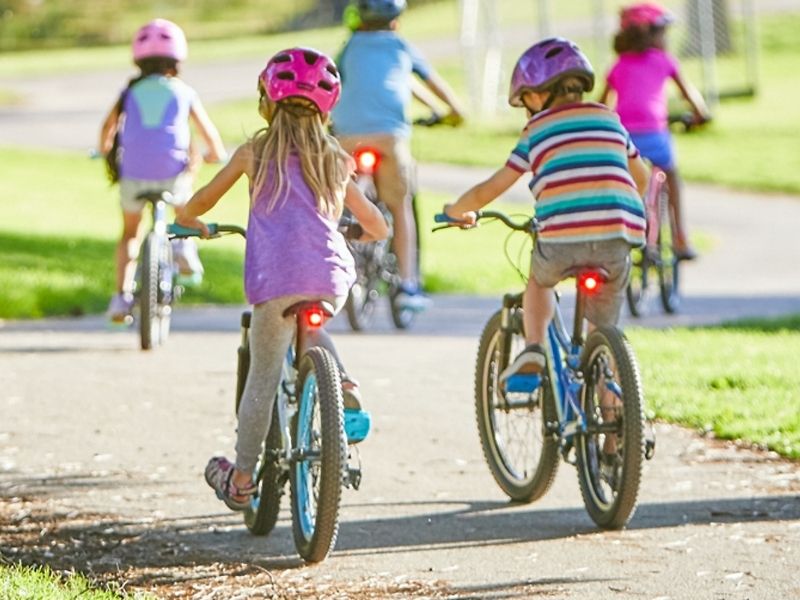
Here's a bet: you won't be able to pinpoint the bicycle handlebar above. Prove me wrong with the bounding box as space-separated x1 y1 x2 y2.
434 210 535 232
413 112 464 128
167 223 246 238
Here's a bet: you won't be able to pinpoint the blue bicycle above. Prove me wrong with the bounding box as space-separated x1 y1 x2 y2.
169 223 366 563
435 210 655 529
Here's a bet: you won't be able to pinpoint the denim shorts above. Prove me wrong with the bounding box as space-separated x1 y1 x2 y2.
629 131 676 171
530 239 631 327
119 173 193 214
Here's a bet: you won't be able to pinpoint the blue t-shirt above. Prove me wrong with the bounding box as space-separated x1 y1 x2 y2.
332 31 432 138
119 75 197 180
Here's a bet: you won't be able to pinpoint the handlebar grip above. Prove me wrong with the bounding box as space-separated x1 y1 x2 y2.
168 223 219 237
434 213 458 223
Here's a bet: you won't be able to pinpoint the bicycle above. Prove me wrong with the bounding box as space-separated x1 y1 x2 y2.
131 190 180 350
434 210 655 529
168 222 365 563
625 164 680 316
340 112 460 331
626 112 711 317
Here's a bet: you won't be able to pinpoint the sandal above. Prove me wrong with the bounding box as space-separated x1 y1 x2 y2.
204 456 257 511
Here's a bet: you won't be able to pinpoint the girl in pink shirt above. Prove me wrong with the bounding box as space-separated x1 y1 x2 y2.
599 2 709 260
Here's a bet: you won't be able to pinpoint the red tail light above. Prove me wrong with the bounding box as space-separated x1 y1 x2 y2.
305 308 325 328
354 149 379 175
578 272 603 295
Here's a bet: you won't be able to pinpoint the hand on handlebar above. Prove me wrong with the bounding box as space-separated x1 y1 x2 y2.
174 212 211 238
442 203 477 228
413 111 464 128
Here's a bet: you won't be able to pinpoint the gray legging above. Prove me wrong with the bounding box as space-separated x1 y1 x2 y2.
235 293 346 475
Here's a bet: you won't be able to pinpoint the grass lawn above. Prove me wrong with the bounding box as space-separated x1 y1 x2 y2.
0 564 151 599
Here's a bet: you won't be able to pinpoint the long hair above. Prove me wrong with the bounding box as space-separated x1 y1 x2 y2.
613 25 662 54
250 97 351 218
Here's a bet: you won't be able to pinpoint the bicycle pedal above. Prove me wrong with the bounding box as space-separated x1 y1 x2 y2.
344 408 371 444
504 373 541 394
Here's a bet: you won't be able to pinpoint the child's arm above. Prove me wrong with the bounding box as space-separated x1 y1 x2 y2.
99 104 121 155
443 166 521 226
597 82 614 107
189 99 227 164
175 143 248 236
343 180 390 242
420 70 465 124
672 71 710 123
628 155 649 197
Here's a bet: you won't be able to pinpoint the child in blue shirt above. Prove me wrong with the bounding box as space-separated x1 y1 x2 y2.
332 0 463 310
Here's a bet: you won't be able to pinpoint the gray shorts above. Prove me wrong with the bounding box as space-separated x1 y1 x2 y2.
119 173 192 214
530 239 631 327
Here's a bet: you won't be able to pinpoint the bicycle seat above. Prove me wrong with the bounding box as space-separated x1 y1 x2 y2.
136 190 174 204
282 300 336 319
562 266 609 281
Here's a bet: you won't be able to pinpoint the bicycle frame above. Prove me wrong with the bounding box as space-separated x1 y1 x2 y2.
644 166 668 249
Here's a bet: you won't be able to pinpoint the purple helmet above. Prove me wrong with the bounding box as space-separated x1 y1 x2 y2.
508 37 594 107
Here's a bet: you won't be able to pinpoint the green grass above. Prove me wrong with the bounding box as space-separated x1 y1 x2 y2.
0 564 152 599
629 315 800 459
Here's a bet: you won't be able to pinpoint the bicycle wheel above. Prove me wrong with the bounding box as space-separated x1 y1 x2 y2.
474 310 559 502
139 233 160 350
245 405 284 536
345 243 384 331
388 276 418 330
576 326 645 529
625 247 654 318
290 347 346 563
156 238 174 344
656 188 680 313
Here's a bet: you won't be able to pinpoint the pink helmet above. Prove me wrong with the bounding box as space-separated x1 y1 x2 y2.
132 19 188 62
620 2 674 30
259 47 341 115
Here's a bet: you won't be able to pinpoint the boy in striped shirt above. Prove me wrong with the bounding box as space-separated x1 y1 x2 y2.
444 38 648 378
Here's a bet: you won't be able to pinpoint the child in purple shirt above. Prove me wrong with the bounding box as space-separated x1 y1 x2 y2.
176 48 388 511
599 2 710 260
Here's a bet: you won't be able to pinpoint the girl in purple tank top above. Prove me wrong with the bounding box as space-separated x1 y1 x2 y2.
599 2 710 261
99 19 226 323
177 48 389 510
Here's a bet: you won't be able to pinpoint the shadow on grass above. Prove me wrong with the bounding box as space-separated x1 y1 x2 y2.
715 313 800 333
0 231 245 320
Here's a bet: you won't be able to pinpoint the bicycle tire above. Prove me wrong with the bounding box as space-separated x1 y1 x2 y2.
575 326 645 529
245 406 284 536
345 245 383 331
157 239 173 344
290 347 346 563
656 188 680 313
474 310 559 502
139 233 160 350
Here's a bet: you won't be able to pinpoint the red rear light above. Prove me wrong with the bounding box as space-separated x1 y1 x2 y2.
578 272 602 295
355 149 379 174
306 308 325 328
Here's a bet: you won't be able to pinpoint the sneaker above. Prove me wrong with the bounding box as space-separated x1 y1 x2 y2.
341 375 370 444
394 283 432 312
107 292 134 324
499 343 547 387
172 239 204 286
673 245 698 261
204 456 257 512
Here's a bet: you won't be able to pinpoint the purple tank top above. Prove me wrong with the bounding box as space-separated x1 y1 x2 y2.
119 75 197 180
244 155 355 305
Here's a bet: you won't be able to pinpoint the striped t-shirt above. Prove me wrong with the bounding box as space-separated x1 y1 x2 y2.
506 102 645 246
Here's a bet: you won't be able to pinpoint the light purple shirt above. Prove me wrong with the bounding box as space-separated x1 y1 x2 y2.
244 155 355 306
119 75 197 180
606 48 679 134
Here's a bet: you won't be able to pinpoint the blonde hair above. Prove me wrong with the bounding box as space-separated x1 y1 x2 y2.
250 96 351 218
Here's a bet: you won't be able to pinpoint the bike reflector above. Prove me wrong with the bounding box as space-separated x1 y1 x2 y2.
305 308 325 328
578 272 603 295
354 149 379 175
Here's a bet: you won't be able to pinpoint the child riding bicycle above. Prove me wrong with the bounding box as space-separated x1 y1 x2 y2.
599 2 710 261
444 37 648 380
332 0 464 310
99 18 226 323
175 47 389 510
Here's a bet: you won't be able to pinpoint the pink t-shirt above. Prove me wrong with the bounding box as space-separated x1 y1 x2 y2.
606 48 679 134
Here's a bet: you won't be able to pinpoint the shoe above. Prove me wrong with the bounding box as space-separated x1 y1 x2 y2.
107 292 134 325
341 375 370 444
600 451 621 490
673 245 698 261
500 343 547 380
204 456 257 512
172 239 204 287
394 283 432 312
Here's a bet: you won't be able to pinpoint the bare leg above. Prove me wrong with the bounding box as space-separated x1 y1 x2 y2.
387 198 418 283
665 169 695 255
116 211 142 293
522 277 555 346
